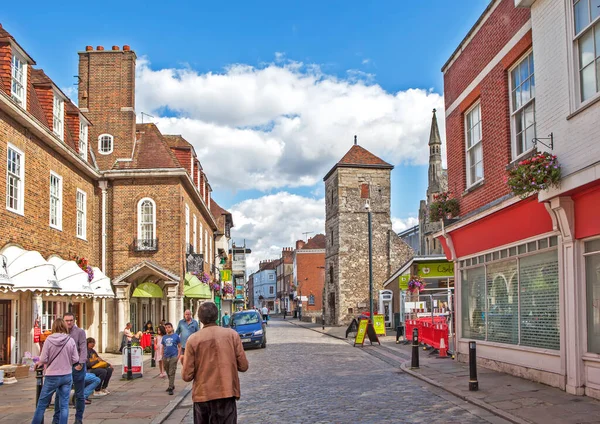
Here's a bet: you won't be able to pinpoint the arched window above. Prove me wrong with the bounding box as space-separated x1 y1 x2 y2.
98 134 113 155
137 198 156 250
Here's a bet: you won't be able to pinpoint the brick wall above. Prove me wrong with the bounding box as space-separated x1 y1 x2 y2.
296 251 325 316
444 0 532 216
78 48 136 171
0 109 98 264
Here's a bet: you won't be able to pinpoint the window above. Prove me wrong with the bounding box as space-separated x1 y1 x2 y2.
574 0 600 101
269 274 275 280
465 103 483 186
209 233 212 264
11 53 26 106
79 121 88 160
309 294 315 306
76 189 86 239
199 223 204 253
510 53 536 157
185 204 190 248
461 246 559 350
204 230 208 260
49 172 63 230
269 286 275 295
41 301 67 331
585 238 600 353
6 144 24 214
53 95 64 140
137 198 156 246
193 215 198 253
98 134 113 154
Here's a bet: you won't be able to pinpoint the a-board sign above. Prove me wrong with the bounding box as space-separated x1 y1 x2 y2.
354 319 369 346
373 314 386 336
121 346 143 379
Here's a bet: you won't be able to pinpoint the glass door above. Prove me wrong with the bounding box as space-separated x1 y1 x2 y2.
0 301 11 365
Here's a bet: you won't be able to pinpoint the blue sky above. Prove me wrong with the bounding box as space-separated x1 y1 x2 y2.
2 1 490 266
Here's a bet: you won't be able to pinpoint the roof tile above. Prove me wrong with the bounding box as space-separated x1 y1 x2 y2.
302 234 326 250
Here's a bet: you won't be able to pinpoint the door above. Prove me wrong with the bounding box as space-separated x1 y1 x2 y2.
0 301 11 365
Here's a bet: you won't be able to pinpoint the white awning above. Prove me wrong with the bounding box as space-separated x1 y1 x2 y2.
2 246 60 292
0 254 14 291
90 267 115 298
47 256 94 297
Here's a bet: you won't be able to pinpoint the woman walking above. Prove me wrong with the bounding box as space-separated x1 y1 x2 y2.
32 318 79 424
155 325 166 378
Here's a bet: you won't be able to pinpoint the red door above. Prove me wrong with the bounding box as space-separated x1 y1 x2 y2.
0 300 11 365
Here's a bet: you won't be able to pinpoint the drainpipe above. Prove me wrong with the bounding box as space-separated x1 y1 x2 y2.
99 180 108 353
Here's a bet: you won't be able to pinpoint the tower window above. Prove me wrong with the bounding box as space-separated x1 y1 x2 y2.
98 134 114 154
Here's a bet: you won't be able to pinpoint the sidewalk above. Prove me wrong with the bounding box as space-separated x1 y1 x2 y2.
287 318 600 424
0 352 191 424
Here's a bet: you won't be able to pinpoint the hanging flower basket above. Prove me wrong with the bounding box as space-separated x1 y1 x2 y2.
407 276 425 294
209 281 221 292
200 272 210 284
72 256 94 282
428 192 460 222
506 152 561 199
222 284 234 295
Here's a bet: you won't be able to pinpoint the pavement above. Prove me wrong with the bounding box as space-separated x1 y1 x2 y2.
288 319 600 424
0 351 192 424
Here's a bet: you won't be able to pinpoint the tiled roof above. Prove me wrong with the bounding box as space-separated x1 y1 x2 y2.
324 144 393 181
210 200 233 232
0 24 36 64
302 234 326 250
28 79 49 127
163 135 192 148
114 124 181 170
31 68 52 86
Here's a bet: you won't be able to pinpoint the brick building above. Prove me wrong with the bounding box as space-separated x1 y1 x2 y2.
437 0 600 399
275 247 293 314
293 234 325 320
0 24 221 361
324 140 413 325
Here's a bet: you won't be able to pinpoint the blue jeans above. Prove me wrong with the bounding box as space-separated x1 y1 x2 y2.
84 372 101 399
53 364 86 422
32 373 72 424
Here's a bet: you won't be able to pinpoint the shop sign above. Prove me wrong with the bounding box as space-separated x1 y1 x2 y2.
220 269 232 282
417 262 454 278
399 273 410 290
186 253 204 274
373 314 386 336
121 346 144 378
235 285 244 299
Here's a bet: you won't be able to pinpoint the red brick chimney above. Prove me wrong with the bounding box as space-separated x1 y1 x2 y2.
296 240 305 250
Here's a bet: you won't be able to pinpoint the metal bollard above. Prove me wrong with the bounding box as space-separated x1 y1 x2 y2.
411 327 419 369
127 340 133 380
469 341 478 391
322 314 325 330
150 335 156 368
395 324 403 344
35 366 44 423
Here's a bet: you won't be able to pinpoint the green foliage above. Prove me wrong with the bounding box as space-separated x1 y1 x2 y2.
506 152 561 199
428 192 460 222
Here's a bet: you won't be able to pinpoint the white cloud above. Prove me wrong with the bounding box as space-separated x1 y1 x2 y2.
361 58 371 65
135 55 445 193
392 216 419 233
228 192 325 272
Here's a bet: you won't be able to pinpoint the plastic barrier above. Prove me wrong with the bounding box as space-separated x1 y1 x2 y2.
404 317 449 354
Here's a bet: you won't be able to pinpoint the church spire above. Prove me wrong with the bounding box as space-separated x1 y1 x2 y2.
427 109 444 201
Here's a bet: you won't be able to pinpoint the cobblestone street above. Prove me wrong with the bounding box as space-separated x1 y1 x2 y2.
165 319 509 424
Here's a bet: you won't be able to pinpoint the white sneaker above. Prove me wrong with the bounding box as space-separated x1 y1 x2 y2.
93 391 107 397
101 389 111 395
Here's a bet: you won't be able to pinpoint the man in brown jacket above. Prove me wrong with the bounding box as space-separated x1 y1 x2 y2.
182 302 249 423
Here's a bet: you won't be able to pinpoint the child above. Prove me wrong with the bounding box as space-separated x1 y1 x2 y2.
155 325 166 378
161 322 181 395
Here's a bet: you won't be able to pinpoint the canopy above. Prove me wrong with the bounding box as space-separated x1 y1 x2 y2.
90 267 115 298
184 273 212 299
2 246 60 292
132 282 163 298
0 254 14 291
48 256 94 297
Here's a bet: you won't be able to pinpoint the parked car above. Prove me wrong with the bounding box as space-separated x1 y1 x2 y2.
230 310 266 349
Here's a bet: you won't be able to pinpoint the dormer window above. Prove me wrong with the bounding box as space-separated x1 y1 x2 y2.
52 94 64 140
98 134 113 155
79 121 88 161
11 53 26 107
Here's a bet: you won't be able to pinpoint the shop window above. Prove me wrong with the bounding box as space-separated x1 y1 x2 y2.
585 239 600 353
461 267 486 340
486 260 518 345
42 301 68 331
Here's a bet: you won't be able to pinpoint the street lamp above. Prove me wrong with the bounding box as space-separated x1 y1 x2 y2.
365 199 373 320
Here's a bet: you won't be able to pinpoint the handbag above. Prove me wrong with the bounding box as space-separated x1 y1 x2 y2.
92 360 109 369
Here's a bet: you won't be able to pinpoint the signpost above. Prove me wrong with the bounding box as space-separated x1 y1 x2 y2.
121 345 143 379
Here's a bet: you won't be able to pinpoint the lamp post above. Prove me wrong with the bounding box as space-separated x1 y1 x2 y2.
365 200 373 320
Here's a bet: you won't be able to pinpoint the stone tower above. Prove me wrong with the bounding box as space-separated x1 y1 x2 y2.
323 138 412 325
419 109 448 255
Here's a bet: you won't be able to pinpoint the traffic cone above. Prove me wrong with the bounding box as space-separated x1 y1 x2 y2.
439 336 448 358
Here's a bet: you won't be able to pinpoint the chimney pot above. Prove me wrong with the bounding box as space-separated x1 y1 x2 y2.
85 46 93 51
123 45 131 51
112 45 119 50
96 46 104 51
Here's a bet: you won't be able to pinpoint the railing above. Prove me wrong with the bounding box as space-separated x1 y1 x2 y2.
133 238 158 252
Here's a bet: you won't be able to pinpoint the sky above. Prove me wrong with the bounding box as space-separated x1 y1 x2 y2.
2 1 490 272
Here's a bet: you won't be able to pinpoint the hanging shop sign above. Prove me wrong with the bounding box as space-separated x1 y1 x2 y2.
186 253 204 274
399 273 410 290
220 269 232 282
